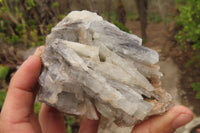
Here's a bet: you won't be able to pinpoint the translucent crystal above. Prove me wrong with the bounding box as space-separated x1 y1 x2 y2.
38 10 172 126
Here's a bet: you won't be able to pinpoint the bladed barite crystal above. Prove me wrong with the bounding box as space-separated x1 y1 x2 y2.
38 10 172 126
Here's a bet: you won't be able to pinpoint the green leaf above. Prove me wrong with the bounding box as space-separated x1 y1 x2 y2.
175 0 200 67
27 0 35 7
112 21 131 33
0 90 7 110
0 65 9 80
53 2 59 8
191 82 200 99
34 102 41 115
65 116 76 125
196 92 200 99
66 125 72 133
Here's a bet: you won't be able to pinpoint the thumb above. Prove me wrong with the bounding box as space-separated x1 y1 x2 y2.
132 105 193 133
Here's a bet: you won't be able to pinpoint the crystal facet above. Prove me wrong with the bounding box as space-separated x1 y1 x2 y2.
38 10 172 126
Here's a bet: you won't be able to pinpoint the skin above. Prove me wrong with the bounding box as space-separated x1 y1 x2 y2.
0 47 193 133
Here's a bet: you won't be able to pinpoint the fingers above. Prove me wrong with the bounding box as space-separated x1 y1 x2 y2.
132 105 193 133
78 116 100 133
39 103 66 133
1 46 43 123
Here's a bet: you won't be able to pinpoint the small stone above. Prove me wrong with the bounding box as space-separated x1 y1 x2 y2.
38 10 173 127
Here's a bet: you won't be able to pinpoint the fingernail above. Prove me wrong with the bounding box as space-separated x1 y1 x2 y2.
34 46 44 57
172 113 193 129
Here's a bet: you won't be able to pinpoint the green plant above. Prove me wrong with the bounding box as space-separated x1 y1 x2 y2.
0 90 7 110
38 36 45 45
27 0 36 10
53 2 59 8
126 12 137 21
112 20 131 33
175 0 200 69
191 82 200 99
59 14 66 20
34 102 42 115
0 65 9 80
184 55 200 68
175 0 200 51
0 0 61 47
27 19 36 30
148 14 162 23
6 35 20 44
34 102 54 116
65 116 76 133
104 12 117 22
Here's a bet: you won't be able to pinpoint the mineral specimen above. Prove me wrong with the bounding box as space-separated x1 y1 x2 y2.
38 10 172 126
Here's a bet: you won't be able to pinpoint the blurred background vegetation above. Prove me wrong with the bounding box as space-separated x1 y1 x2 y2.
0 0 200 132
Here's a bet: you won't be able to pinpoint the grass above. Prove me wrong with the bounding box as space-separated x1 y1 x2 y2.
104 11 138 22
148 14 162 23
103 12 117 22
126 12 138 20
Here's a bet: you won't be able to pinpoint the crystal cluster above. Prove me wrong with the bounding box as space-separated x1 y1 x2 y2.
38 10 172 126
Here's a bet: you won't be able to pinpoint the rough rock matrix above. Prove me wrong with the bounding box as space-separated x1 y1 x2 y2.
38 10 172 126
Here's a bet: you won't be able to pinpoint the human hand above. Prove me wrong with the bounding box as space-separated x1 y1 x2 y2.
78 106 193 133
0 47 65 133
131 105 193 133
0 46 193 133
